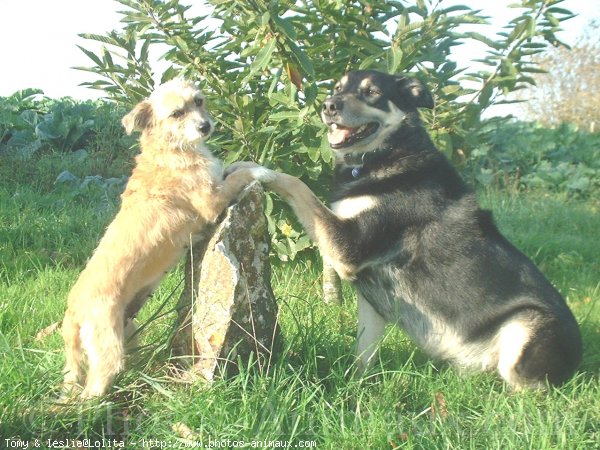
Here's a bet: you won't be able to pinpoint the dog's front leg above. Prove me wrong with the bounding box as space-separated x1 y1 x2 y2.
261 171 359 279
356 293 387 374
227 165 389 372
226 164 358 278
197 167 275 223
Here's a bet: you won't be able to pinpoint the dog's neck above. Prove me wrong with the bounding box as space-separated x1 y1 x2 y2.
138 141 222 175
335 141 438 180
335 124 435 168
338 146 395 167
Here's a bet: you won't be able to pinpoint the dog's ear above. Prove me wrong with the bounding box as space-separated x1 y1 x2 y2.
122 100 154 135
396 76 434 109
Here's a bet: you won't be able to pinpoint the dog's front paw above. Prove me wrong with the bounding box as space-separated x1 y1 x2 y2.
249 167 276 184
224 161 261 178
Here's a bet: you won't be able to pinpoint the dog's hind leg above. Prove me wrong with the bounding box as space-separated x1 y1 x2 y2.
62 310 84 393
500 315 582 389
495 312 582 390
80 303 125 398
124 318 139 352
123 283 158 352
495 319 533 389
356 293 387 374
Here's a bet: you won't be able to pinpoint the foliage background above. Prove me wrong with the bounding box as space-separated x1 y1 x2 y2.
66 0 575 259
516 19 600 130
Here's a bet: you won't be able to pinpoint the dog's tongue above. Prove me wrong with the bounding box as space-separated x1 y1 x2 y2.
328 125 353 145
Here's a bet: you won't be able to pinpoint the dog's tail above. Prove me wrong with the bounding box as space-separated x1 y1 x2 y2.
62 310 83 390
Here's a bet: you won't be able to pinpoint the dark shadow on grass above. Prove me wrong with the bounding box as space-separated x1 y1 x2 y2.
1 397 139 443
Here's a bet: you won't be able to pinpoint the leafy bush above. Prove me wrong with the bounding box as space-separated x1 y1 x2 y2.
466 121 600 197
75 1 577 258
54 168 128 207
0 90 135 194
1 90 94 159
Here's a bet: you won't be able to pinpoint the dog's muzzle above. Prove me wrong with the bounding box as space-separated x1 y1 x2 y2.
322 97 343 117
198 121 212 137
322 97 379 149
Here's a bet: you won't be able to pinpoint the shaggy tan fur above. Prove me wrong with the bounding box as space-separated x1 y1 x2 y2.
61 79 271 398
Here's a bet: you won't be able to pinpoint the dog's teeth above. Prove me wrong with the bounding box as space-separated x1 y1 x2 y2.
331 123 338 130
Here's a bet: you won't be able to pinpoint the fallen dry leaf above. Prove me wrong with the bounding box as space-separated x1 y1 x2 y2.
35 321 61 341
172 422 198 440
430 391 448 421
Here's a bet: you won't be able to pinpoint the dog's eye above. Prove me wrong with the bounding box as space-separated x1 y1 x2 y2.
194 97 204 108
333 84 341 93
365 88 380 97
171 109 185 119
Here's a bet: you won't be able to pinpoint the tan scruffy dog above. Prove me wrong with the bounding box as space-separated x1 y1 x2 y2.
61 79 273 398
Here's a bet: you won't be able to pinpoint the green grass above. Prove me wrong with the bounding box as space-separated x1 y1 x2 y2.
1 154 599 449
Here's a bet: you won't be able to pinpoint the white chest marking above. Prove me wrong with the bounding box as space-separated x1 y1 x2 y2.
330 195 377 219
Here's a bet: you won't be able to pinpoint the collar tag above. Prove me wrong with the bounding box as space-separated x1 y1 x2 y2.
351 167 361 178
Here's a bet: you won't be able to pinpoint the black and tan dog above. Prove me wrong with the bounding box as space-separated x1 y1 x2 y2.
229 70 582 388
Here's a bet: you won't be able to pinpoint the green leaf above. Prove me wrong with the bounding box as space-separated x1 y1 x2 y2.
272 15 297 40
478 83 493 108
78 33 120 45
101 46 114 67
320 133 333 164
567 177 590 192
174 36 189 52
476 168 495 186
288 41 315 78
77 45 104 68
464 32 503 50
19 110 40 128
359 54 381 70
307 145 320 162
441 85 462 96
435 131 453 157
55 170 79 185
387 46 403 73
269 110 300 122
252 37 277 71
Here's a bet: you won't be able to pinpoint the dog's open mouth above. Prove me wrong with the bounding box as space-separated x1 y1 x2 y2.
327 122 379 149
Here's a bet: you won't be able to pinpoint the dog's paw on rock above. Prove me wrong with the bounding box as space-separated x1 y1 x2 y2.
250 167 276 183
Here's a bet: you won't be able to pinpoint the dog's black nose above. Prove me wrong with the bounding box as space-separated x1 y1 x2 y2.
198 121 211 135
322 98 342 115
